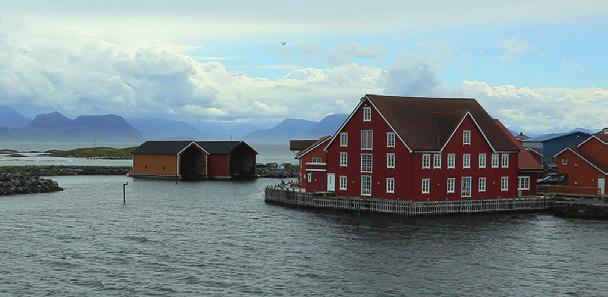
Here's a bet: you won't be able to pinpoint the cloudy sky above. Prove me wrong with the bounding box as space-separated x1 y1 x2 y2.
0 0 607 133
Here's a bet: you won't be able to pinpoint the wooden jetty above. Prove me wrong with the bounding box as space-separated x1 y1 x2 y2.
265 186 553 216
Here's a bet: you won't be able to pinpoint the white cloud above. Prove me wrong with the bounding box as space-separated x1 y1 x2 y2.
461 81 608 133
498 38 533 62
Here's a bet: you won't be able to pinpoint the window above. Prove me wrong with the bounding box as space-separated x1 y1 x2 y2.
307 173 312 182
361 130 373 150
361 154 373 173
363 106 371 122
447 178 456 194
562 158 568 165
339 152 348 167
461 177 472 197
501 154 509 168
463 154 471 169
361 175 372 196
492 154 499 168
339 176 348 190
386 153 395 169
501 176 509 192
479 177 486 192
447 154 456 169
386 178 395 193
421 178 431 194
518 176 530 190
463 130 471 145
311 157 322 163
433 154 442 169
387 132 396 147
422 154 431 169
478 153 486 169
340 132 348 147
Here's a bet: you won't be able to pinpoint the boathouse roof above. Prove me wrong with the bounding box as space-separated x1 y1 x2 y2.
133 140 257 155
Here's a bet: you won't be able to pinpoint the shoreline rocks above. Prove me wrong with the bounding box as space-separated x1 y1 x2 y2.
0 172 63 196
0 165 132 176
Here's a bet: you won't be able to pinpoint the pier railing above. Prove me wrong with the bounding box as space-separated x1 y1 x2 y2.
265 186 553 216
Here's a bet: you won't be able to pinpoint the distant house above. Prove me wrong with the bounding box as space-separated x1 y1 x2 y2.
551 129 608 197
297 94 541 201
289 140 318 153
295 136 331 192
524 131 591 164
132 140 257 180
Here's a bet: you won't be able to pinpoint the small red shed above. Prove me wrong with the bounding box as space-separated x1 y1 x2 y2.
295 136 331 192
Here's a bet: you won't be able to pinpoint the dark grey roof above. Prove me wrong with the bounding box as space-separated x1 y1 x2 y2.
197 141 258 154
133 140 257 155
133 141 198 155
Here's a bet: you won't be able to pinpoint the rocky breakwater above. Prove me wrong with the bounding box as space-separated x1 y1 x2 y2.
0 172 63 196
0 165 131 176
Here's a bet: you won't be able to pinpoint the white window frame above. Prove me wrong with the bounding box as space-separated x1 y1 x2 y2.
339 175 348 190
361 154 373 173
339 152 348 167
447 154 456 169
463 153 471 169
460 176 473 198
492 154 499 168
361 130 373 150
478 177 486 192
433 154 441 169
447 178 456 194
311 156 322 163
307 173 312 182
361 175 372 196
461 177 472 198
387 132 396 148
478 153 486 169
363 106 371 122
562 158 568 165
421 178 431 194
340 132 348 147
422 154 431 169
463 130 471 145
501 154 509 168
518 176 530 191
386 178 395 194
501 176 509 192
386 153 395 169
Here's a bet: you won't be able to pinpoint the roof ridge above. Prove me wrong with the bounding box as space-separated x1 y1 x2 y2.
366 94 477 101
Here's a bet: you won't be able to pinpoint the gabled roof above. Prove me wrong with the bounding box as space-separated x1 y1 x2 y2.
197 141 258 154
296 136 331 159
555 146 608 175
290 140 318 151
526 131 591 142
364 95 519 152
494 119 543 171
133 141 207 155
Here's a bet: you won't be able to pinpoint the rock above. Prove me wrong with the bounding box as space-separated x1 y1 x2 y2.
0 149 19 154
0 172 63 196
7 153 26 157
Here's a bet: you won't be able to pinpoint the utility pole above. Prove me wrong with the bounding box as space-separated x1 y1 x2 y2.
123 182 128 204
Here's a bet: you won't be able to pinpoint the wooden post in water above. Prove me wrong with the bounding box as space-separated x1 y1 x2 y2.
123 182 128 205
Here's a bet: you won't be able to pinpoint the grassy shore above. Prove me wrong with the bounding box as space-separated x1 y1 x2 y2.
49 147 136 159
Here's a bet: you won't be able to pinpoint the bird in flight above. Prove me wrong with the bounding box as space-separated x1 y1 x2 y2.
281 42 287 46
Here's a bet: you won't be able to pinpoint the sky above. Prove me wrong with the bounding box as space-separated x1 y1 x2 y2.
0 0 607 134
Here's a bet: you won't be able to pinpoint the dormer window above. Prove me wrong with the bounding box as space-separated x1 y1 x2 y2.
463 130 471 145
363 106 371 122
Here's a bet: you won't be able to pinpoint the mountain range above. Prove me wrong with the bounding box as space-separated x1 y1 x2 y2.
0 106 349 143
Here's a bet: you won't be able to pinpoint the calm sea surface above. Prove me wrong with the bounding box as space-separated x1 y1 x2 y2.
1 176 607 296
0 143 295 166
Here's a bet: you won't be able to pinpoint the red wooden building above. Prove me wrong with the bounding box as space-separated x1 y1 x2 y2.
295 136 331 192
552 130 608 197
298 94 542 201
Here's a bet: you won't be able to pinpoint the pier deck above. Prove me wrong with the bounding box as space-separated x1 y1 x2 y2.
265 186 553 216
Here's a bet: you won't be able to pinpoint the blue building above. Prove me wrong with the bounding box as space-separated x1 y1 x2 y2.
523 131 591 165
